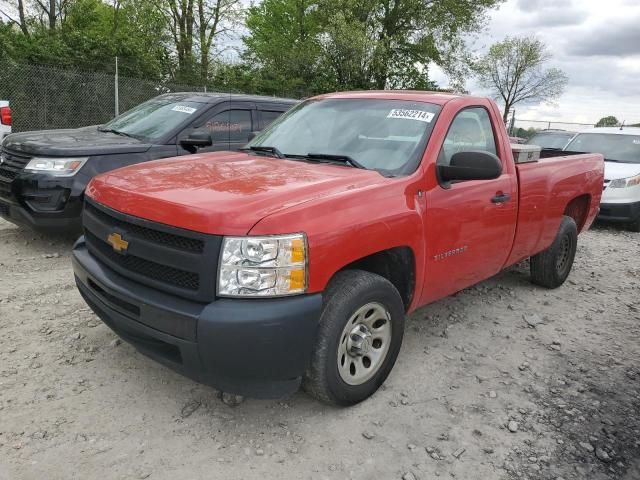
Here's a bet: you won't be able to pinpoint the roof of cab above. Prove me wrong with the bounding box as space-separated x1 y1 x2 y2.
576 127 640 135
156 92 299 104
314 90 462 105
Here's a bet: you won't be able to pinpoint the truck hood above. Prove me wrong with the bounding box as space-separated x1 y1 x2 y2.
87 151 387 235
3 126 151 156
604 161 640 181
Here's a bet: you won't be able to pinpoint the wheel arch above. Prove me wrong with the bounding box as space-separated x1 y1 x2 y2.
329 246 416 312
563 194 591 233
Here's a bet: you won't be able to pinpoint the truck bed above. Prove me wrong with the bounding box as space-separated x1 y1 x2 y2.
506 152 604 266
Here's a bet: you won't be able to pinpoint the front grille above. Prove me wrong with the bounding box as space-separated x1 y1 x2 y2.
86 231 200 291
0 148 31 182
83 198 221 301
84 202 204 253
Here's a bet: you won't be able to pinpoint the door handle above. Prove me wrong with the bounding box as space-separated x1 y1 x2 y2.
491 193 511 204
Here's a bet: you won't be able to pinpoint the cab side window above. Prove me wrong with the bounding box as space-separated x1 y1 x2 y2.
438 108 497 166
260 110 285 129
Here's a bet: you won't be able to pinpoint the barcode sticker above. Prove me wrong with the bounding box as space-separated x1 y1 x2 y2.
172 105 197 114
387 109 435 123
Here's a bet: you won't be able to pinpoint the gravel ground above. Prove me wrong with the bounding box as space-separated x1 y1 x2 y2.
1 218 639 480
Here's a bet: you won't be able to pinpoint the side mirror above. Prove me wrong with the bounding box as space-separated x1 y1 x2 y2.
438 151 502 183
181 131 213 148
247 131 260 142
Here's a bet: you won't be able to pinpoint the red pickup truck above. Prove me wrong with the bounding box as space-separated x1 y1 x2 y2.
72 92 604 405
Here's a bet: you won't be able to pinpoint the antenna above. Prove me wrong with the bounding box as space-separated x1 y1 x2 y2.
620 120 626 131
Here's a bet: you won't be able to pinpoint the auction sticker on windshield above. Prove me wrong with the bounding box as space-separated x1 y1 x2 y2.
172 105 197 114
387 109 435 123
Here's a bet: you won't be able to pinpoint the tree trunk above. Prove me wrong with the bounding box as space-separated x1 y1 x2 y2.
17 0 29 35
503 103 511 124
48 0 56 30
198 0 208 84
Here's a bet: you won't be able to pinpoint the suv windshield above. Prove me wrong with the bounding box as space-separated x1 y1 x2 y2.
565 133 640 163
527 132 574 150
248 98 441 176
101 98 206 142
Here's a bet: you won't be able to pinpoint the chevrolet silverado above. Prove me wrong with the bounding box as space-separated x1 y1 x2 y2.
72 91 604 405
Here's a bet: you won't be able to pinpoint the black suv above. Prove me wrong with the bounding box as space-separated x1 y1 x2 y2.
0 93 296 231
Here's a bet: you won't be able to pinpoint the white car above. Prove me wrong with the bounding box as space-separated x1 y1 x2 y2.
565 127 640 232
0 101 10 142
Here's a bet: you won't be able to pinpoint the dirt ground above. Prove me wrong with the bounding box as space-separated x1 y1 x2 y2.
1 217 639 480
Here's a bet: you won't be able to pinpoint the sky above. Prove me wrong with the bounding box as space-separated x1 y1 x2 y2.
430 0 640 124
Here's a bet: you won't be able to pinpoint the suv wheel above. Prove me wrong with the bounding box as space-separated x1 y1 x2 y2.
303 270 405 406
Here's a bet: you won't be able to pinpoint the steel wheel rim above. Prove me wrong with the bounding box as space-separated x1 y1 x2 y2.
556 234 572 274
337 302 392 386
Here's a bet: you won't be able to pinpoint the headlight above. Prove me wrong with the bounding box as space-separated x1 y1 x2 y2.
610 174 640 188
24 157 89 176
218 233 307 297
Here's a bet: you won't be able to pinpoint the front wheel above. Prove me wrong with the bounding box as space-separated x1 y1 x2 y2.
303 270 405 406
530 215 578 289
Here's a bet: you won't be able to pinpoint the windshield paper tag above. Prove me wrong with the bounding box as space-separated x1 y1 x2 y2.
172 105 197 114
633 139 640 145
387 109 435 123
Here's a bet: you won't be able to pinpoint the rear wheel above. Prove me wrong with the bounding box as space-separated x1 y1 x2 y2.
303 270 405 406
530 215 577 289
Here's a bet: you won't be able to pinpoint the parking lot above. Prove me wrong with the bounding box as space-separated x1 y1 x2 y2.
1 218 639 480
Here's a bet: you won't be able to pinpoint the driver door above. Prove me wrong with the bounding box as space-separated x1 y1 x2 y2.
420 106 518 304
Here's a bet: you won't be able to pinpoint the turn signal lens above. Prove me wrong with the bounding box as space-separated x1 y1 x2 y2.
288 268 306 291
290 238 305 263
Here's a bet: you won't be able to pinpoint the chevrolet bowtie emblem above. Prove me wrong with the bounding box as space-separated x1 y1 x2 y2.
107 233 129 253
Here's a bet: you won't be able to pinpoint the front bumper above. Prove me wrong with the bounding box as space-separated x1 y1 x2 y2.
598 201 640 223
0 196 82 231
0 173 84 232
72 237 323 399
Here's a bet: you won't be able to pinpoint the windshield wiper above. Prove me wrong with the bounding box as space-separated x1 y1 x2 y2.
305 153 367 170
242 145 286 159
98 127 137 139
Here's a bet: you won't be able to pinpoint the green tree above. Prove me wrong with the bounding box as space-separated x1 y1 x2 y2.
596 116 619 128
243 0 503 95
0 0 171 80
243 0 324 96
473 36 569 123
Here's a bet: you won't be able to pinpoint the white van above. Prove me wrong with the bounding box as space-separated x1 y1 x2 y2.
565 127 640 232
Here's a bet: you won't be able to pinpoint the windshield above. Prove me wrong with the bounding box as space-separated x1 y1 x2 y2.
527 132 574 149
102 98 207 141
565 133 640 163
248 98 441 176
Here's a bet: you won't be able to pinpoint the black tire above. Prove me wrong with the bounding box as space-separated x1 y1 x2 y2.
530 215 578 289
303 270 405 406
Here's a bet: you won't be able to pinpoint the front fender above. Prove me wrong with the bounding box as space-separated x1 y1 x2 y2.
249 178 426 308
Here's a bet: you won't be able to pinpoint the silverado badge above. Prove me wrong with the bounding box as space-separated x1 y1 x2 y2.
107 233 129 254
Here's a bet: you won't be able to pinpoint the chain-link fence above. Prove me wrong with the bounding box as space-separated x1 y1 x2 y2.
0 63 208 132
3 63 640 136
510 118 640 140
512 119 596 133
